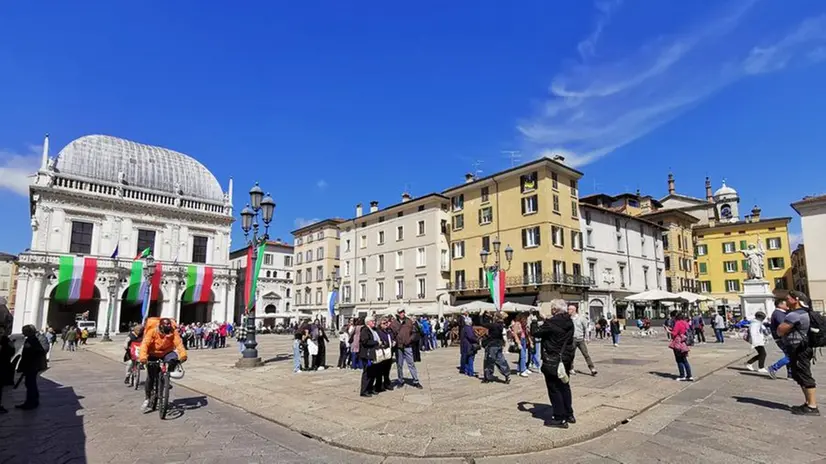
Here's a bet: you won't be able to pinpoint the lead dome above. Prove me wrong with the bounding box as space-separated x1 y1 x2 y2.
54 134 224 202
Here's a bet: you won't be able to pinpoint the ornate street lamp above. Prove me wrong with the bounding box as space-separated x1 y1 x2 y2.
480 236 513 273
101 271 120 342
236 183 275 368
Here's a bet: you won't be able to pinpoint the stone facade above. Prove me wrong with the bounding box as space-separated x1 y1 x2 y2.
230 240 295 326
13 134 236 334
339 194 452 319
291 219 344 324
792 194 826 312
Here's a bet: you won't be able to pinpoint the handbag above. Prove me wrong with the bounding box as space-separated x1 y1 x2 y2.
375 347 392 362
557 360 570 384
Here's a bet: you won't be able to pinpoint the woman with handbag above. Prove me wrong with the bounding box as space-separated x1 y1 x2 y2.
668 313 694 381
374 318 396 392
460 317 479 377
531 300 576 429
358 316 380 397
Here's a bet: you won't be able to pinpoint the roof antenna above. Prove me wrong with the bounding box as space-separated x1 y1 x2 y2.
471 160 484 180
502 150 521 167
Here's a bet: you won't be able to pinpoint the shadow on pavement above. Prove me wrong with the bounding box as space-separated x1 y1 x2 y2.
517 401 554 422
0 376 87 463
648 371 679 379
732 395 790 411
172 395 209 411
263 353 292 364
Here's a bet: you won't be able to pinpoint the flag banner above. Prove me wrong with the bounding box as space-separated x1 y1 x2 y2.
126 261 163 302
327 290 338 319
110 245 119 259
183 265 214 304
244 243 267 311
487 269 505 311
55 256 98 303
140 284 151 322
135 247 151 260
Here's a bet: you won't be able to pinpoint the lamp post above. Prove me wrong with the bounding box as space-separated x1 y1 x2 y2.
236 182 275 368
101 270 120 342
325 273 342 331
144 255 156 319
480 237 514 309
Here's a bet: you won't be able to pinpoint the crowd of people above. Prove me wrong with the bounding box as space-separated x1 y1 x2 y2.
177 322 234 351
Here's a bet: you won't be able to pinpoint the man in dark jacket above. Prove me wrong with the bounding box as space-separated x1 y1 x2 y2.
390 308 423 389
479 311 510 384
17 324 46 410
532 299 575 429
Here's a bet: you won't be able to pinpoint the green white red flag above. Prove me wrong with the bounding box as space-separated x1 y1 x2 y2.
126 260 162 302
55 256 98 303
244 243 266 312
487 269 505 311
183 265 213 304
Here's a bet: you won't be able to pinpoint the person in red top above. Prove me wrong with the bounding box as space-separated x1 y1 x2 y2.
668 311 694 381
139 318 187 411
219 323 228 349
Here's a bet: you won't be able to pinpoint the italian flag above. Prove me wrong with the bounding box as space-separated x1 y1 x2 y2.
244 243 266 311
487 269 505 311
183 265 213 304
125 260 163 302
55 256 98 303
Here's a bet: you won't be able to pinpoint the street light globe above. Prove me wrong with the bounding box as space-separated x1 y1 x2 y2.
504 245 514 263
480 249 490 265
249 182 264 210
492 237 501 254
260 194 275 224
240 205 254 232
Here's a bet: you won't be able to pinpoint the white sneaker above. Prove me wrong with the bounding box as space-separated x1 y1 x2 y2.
757 368 769 373
745 363 755 372
317 366 326 371
676 377 686 381
519 371 529 378
570 370 577 376
140 400 150 411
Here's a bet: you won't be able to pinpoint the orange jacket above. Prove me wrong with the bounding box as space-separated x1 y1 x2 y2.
139 329 187 363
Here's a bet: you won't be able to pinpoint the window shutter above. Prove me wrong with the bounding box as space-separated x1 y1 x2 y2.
535 227 541 246
778 257 785 268
739 240 747 250
723 262 727 273
722 243 727 253
521 198 526 215
733 261 738 272
522 229 527 248
478 209 482 224
560 228 565 247
537 261 543 275
523 262 529 281
742 260 749 270
765 238 771 249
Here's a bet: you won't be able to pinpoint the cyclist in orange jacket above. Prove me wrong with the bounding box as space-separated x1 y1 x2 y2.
139 317 187 411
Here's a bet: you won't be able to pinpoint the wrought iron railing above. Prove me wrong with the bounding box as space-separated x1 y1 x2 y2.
447 272 594 290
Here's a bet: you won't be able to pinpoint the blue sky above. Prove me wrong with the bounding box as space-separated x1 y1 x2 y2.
1 1 824 254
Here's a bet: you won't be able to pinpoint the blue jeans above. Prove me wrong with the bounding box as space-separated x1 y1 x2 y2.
293 339 302 372
770 340 790 374
531 340 541 368
611 333 620 345
484 345 510 380
714 329 725 343
238 340 245 353
431 334 438 350
396 347 419 383
518 339 528 372
674 350 692 378
463 352 476 376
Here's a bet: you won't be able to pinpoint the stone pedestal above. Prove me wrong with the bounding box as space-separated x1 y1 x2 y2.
235 357 264 368
740 279 775 321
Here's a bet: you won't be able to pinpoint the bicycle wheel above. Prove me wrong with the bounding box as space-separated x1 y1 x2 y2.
149 368 159 411
159 371 170 420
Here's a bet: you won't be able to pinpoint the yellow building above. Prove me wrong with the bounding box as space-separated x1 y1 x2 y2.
291 218 345 322
694 211 792 314
443 156 590 307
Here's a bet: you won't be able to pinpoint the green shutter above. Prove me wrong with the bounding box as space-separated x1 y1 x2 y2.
778 257 785 269
722 243 727 253
733 261 738 272
699 263 707 274
742 260 749 271
739 240 748 250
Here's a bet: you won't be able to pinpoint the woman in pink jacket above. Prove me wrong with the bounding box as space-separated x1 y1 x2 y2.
668 312 694 381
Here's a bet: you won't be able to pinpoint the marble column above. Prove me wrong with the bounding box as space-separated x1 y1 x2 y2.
12 269 31 334
26 270 46 332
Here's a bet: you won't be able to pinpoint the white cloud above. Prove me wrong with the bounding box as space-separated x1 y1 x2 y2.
316 180 328 190
520 2 826 167
0 144 42 196
294 217 320 229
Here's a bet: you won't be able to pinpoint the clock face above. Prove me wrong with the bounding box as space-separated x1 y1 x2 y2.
720 204 732 218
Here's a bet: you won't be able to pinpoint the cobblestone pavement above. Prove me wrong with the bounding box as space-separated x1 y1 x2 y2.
88 333 751 457
0 348 381 464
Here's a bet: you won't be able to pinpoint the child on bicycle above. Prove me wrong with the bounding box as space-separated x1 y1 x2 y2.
123 324 143 385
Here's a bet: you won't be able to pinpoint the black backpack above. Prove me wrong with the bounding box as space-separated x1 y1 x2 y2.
806 308 826 348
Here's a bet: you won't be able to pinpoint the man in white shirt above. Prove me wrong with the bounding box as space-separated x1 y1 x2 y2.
567 304 597 376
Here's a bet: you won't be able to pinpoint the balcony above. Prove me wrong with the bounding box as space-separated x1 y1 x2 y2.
440 262 450 272
447 273 594 291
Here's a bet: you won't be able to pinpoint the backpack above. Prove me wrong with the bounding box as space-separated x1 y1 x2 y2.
143 317 179 341
36 332 50 352
806 308 826 348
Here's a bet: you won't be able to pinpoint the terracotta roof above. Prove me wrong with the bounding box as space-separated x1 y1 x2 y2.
442 156 583 195
290 218 346 235
580 203 668 230
692 216 791 231
791 194 826 214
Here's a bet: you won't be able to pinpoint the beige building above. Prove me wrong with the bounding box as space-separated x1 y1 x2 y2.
291 218 344 323
791 244 809 296
339 193 451 319
0 253 17 313
444 156 591 308
639 209 700 293
791 194 826 312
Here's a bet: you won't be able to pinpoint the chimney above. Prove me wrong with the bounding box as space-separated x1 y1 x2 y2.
401 192 411 203
355 203 363 217
369 200 379 213
465 173 475 183
751 205 761 222
705 177 713 203
552 154 565 163
667 173 675 195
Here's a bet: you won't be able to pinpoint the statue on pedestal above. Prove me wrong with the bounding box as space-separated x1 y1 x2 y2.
742 238 765 280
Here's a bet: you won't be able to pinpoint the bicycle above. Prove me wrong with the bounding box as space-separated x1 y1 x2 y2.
127 360 142 390
146 359 172 419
